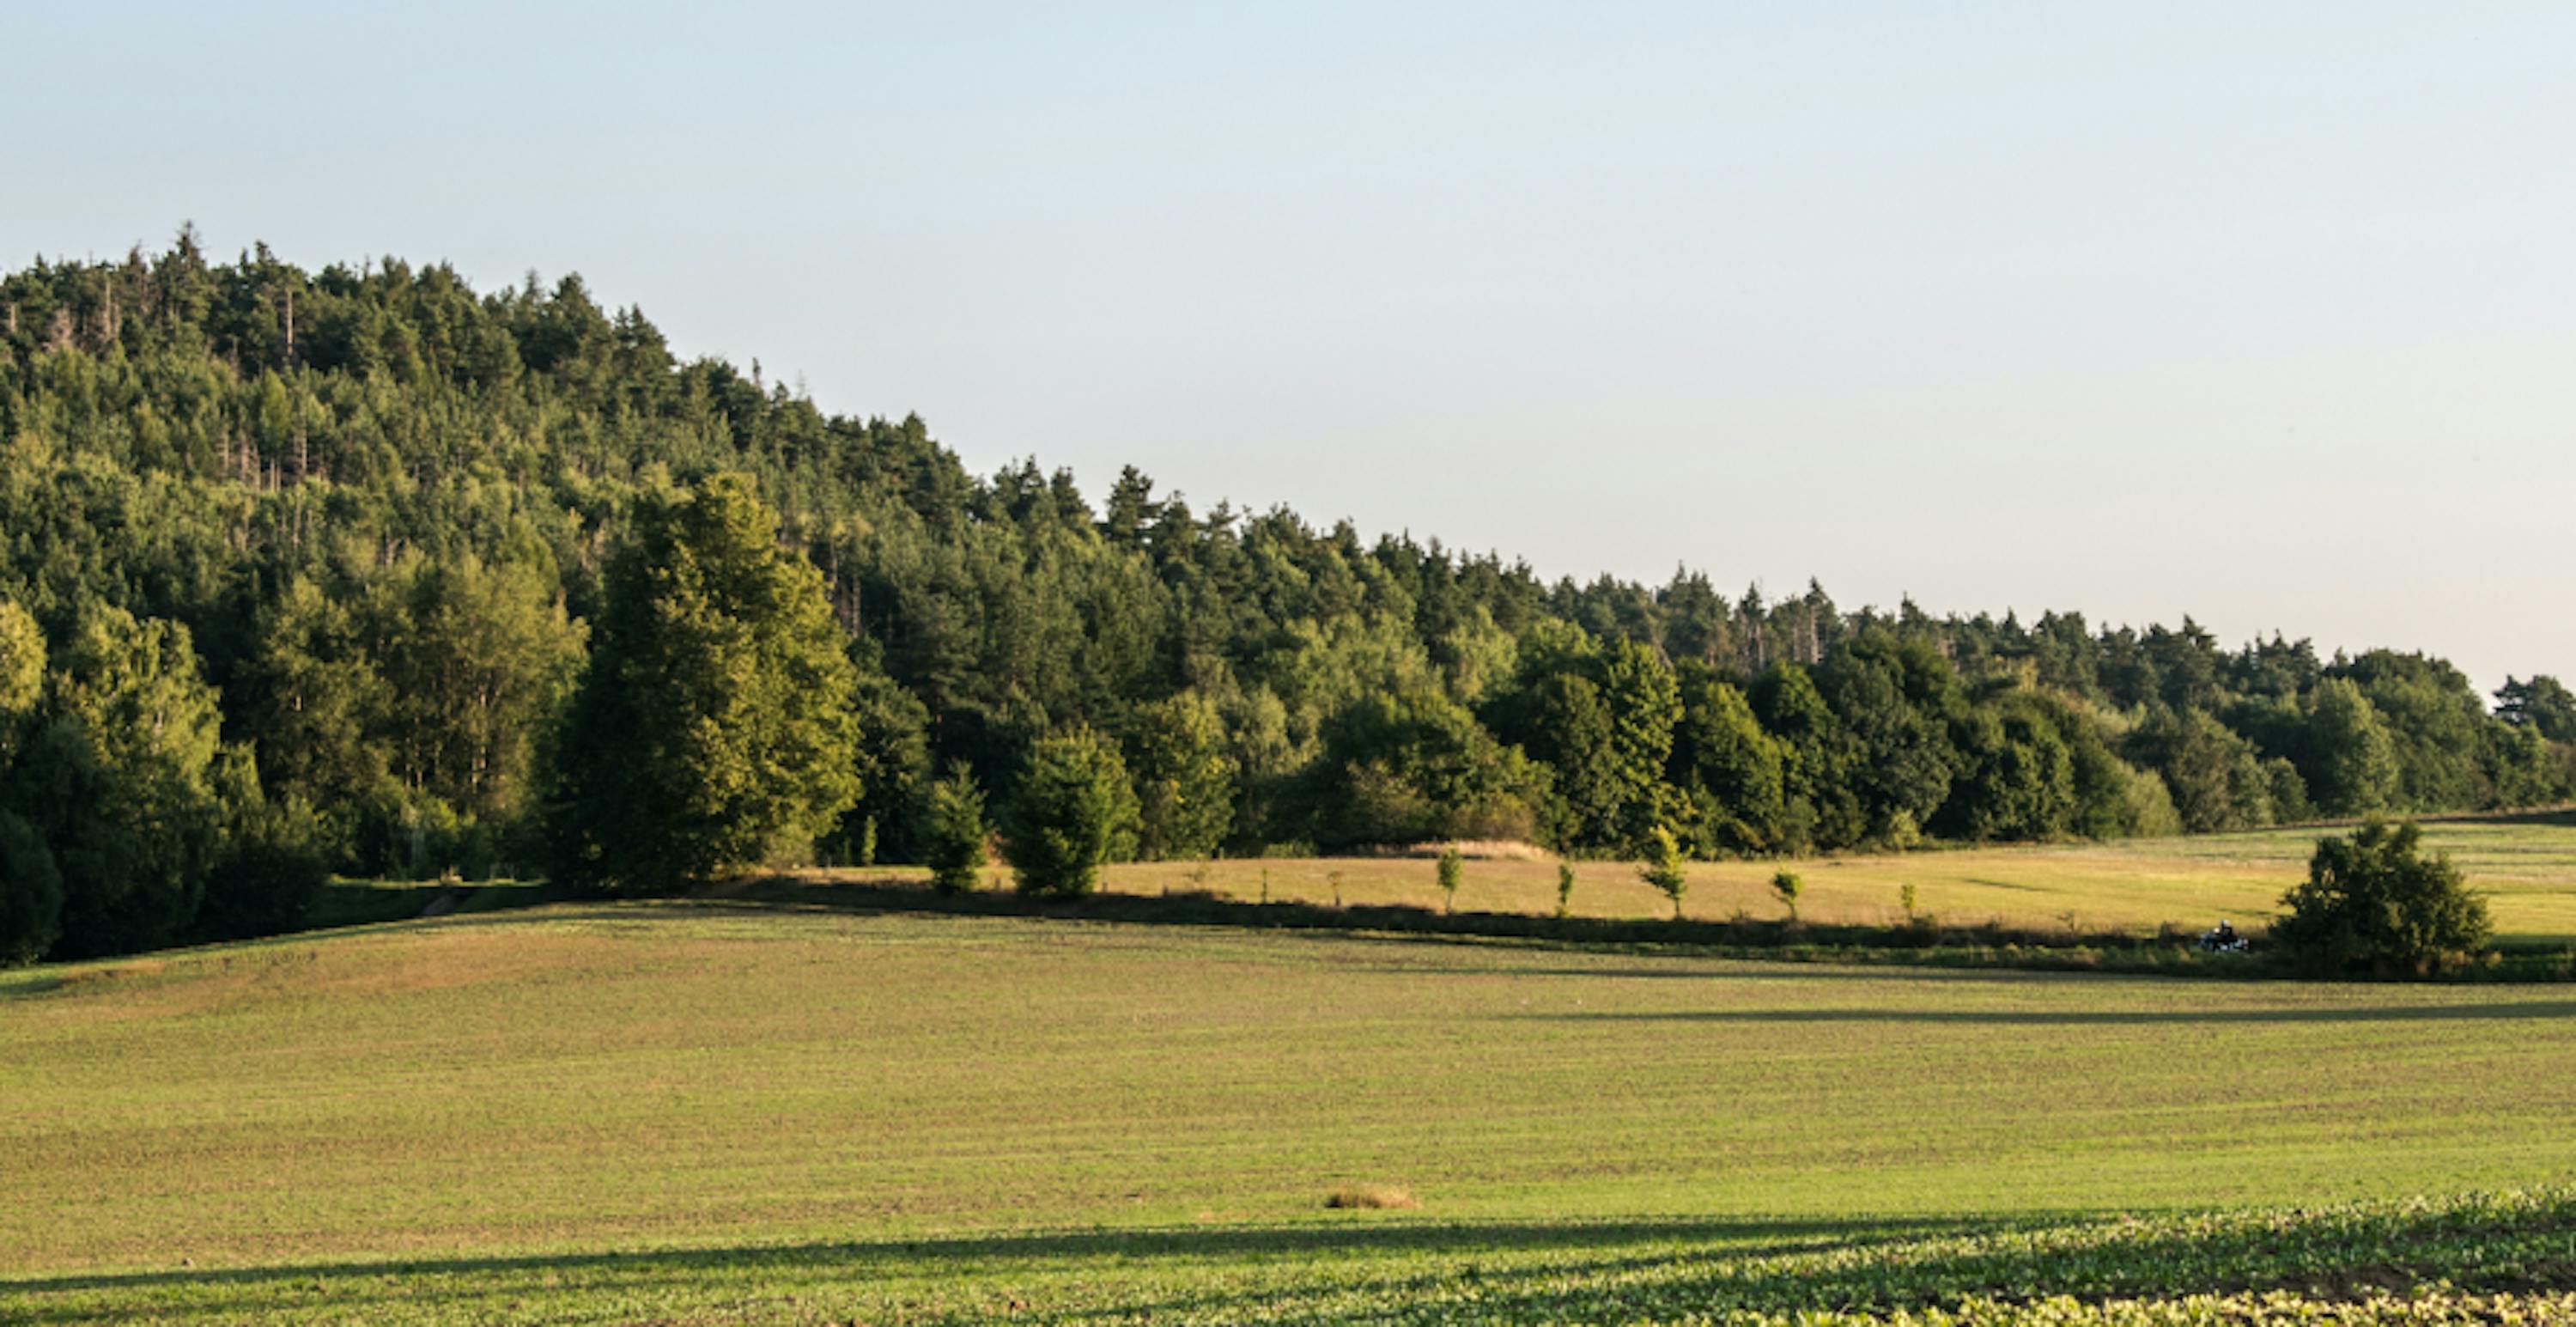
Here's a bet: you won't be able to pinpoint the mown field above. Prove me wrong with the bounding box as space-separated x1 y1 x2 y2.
1075 811 2576 944
6 902 2576 1323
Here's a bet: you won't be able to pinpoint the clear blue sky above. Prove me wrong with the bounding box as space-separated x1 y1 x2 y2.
9 3 2572 691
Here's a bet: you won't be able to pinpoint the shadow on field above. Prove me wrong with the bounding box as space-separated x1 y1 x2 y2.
1350 959 2121 983
675 876 2271 977
9 1196 2574 1323
1520 999 2576 1026
0 1214 1975 1302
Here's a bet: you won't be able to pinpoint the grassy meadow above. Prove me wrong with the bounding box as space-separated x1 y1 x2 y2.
1076 811 2576 944
7 900 2576 1322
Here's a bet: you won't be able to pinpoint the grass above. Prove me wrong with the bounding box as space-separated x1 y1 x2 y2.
1069 811 2576 944
5 904 2576 1321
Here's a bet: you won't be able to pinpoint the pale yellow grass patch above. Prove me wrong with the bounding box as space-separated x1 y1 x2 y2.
1323 1184 1419 1209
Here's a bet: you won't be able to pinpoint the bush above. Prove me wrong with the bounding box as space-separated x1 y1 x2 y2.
1436 847 1462 913
2273 820 2491 976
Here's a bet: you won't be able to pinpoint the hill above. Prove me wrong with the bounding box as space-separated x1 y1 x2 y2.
5 905 2576 1321
3 235 2572 964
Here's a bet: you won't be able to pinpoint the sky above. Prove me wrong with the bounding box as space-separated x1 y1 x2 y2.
8 2 2572 691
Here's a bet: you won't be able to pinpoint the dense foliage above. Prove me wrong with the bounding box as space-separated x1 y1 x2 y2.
2275 820 2493 976
0 234 2567 959
1001 727 1139 897
545 472 860 892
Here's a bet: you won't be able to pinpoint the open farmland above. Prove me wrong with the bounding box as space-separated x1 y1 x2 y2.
1076 811 2576 944
5 904 2576 1322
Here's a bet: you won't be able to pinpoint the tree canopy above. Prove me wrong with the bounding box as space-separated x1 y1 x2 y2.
0 235 2567 962
546 472 861 892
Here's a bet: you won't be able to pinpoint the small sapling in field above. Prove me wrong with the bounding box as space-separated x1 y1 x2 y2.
1637 827 1688 920
1771 868 1802 922
1437 848 1462 913
1555 861 1576 919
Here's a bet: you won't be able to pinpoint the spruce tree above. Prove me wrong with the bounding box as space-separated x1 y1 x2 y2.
924 766 988 893
1003 727 1139 896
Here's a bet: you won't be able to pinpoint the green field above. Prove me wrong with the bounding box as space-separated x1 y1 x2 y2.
7 897 2576 1323
1074 812 2576 944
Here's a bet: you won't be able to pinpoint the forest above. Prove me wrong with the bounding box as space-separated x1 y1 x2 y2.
2 229 2571 964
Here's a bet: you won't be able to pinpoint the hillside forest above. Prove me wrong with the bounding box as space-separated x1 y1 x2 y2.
2 231 2571 963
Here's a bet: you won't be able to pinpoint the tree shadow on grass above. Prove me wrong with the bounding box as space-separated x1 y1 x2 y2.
9 1196 2571 1324
677 878 2239 971
0 1214 1982 1302
1514 999 2576 1026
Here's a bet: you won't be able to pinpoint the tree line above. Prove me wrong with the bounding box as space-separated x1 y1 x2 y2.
1 231 2569 963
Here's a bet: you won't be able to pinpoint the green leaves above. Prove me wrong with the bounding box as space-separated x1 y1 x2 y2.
2275 820 2493 976
547 473 861 892
1637 825 1689 918
1128 691 1236 861
18 606 224 958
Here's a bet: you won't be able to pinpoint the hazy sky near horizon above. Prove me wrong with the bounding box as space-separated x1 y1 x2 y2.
10 3 2572 690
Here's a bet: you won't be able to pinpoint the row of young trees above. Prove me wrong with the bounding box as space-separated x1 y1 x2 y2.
2 233 2570 962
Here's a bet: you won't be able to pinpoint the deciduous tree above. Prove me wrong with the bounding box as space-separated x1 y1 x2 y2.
546 474 861 891
2274 820 2489 976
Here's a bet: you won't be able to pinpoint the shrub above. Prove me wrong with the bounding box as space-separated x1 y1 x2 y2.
1555 861 1576 919
0 812 61 965
1436 847 1462 913
2273 820 2491 976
